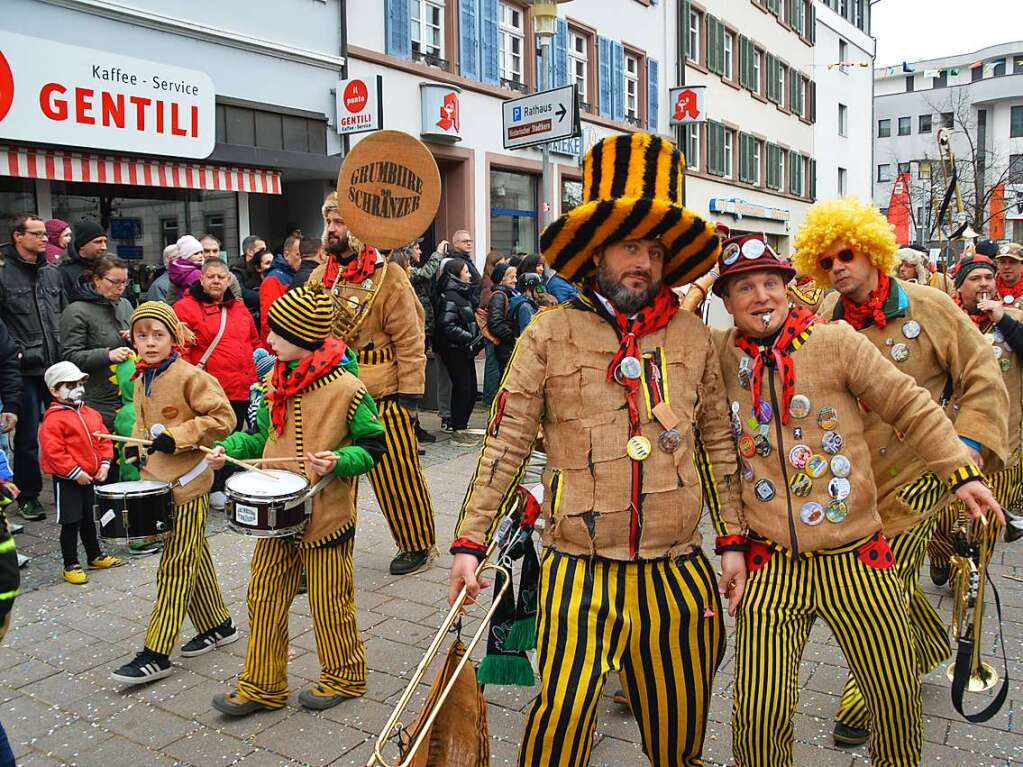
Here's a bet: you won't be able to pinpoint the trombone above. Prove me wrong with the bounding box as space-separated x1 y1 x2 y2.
366 513 523 767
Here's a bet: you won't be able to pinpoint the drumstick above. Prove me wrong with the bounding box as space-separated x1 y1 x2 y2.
242 457 305 464
95 432 152 446
94 432 278 480
196 446 278 479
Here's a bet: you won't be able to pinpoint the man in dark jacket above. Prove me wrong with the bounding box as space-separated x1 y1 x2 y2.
288 237 324 290
59 220 107 301
0 319 23 437
0 214 66 521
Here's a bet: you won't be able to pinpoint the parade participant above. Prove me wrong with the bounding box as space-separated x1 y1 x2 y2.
787 273 828 313
306 192 436 576
895 246 929 284
111 302 238 685
38 361 123 585
449 133 732 767
711 234 999 766
928 254 1023 583
929 262 956 296
794 197 1009 747
995 241 1023 306
207 286 386 715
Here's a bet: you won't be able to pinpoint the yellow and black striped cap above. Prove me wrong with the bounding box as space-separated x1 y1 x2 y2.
267 285 332 350
540 132 720 288
129 301 194 345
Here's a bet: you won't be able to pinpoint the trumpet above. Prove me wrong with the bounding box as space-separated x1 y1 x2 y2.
366 513 523 767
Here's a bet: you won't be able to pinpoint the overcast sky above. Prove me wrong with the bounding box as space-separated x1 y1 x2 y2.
872 0 1020 67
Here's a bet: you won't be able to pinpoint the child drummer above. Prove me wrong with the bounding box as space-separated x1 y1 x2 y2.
38 361 123 585
111 302 238 685
206 285 385 715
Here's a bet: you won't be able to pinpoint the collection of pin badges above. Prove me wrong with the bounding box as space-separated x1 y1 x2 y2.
616 354 683 460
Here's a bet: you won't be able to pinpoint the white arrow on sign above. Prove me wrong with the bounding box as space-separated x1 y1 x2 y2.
502 84 580 151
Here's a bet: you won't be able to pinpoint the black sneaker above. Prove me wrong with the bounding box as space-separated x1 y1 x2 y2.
832 721 869 747
929 562 950 587
181 618 239 657
111 649 172 685
17 499 45 521
415 422 436 444
389 547 436 576
441 418 453 433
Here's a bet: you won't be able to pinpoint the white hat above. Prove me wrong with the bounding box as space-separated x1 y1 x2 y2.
175 234 203 260
44 361 89 391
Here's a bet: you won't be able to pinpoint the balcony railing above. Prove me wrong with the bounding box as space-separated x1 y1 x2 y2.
625 114 643 128
501 77 529 94
412 49 451 72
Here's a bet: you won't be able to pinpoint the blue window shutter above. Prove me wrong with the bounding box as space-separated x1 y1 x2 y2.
459 0 480 80
598 35 612 118
647 58 659 132
479 0 499 85
554 17 569 87
612 40 625 122
385 0 411 59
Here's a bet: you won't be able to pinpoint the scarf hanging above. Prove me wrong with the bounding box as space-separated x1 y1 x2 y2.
952 291 992 332
324 246 379 287
996 276 1023 304
840 270 891 330
475 566 535 687
733 307 817 426
268 338 348 435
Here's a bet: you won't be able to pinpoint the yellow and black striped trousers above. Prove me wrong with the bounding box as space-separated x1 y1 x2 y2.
928 462 1020 569
365 399 435 553
734 540 921 767
519 548 724 767
834 516 946 732
237 534 365 707
144 495 230 656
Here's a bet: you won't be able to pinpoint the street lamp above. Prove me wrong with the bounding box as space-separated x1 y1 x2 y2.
525 0 572 225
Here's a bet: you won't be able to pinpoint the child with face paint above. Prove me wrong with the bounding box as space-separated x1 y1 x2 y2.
38 361 122 585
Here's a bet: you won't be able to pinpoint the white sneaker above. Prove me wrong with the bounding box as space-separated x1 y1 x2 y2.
210 491 227 510
17 553 29 569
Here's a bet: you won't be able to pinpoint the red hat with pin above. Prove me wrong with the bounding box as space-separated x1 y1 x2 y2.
712 231 796 296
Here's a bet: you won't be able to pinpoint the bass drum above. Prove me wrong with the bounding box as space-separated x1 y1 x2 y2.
95 480 174 544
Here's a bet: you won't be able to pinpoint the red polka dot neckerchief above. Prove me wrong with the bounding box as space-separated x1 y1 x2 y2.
840 270 891 331
733 306 818 426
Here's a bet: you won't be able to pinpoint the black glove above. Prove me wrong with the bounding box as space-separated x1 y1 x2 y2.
147 432 176 455
123 446 142 466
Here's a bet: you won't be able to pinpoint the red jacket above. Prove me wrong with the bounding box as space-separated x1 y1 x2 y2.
39 402 113 480
174 283 259 401
259 274 288 344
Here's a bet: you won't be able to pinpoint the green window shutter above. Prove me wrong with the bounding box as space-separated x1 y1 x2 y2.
768 0 780 16
706 122 716 175
707 16 719 74
681 0 691 59
766 54 777 102
811 158 817 200
809 2 816 44
738 133 746 182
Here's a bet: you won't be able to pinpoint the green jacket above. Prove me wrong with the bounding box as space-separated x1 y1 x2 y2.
410 248 443 336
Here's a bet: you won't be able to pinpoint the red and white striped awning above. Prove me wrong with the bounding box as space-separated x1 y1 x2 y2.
1 145 282 195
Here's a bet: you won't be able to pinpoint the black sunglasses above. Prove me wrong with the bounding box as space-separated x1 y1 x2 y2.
818 248 855 272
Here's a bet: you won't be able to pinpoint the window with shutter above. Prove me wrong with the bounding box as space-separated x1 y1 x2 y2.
738 36 749 89
598 36 612 118
612 40 626 122
766 54 777 102
647 58 659 131
706 16 720 75
707 122 720 175
811 159 817 199
767 0 780 16
809 1 816 43
681 0 691 59
480 0 500 85
739 133 748 183
553 18 569 88
458 0 479 79
386 0 412 59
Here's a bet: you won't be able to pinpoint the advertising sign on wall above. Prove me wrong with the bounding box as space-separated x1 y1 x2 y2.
335 76 383 136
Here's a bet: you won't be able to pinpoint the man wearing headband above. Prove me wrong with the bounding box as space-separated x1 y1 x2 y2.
711 232 1000 766
449 133 735 765
305 193 436 576
794 197 1009 747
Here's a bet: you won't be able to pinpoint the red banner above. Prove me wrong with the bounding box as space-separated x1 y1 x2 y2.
990 183 1005 240
886 172 912 245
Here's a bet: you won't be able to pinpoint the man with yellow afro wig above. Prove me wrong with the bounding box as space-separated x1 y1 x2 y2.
794 198 1010 748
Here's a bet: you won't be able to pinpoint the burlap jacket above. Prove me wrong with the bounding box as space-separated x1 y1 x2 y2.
820 279 1008 536
133 356 237 504
978 309 1023 467
715 320 977 553
307 260 426 399
455 298 740 561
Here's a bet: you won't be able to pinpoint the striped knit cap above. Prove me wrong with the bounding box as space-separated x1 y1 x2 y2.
267 285 332 350
129 301 195 346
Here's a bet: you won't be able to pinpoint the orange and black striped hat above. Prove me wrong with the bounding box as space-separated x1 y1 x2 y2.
267 285 332 350
540 132 720 287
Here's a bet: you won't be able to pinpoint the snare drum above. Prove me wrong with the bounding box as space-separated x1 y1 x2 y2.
95 480 174 543
225 470 310 537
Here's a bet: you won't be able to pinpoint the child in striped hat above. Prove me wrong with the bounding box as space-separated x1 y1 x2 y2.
206 285 386 716
111 301 238 686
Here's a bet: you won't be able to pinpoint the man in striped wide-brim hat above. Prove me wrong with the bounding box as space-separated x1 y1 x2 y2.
448 132 735 766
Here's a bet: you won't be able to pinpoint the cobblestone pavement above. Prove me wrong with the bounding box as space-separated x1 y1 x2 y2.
3 411 1022 766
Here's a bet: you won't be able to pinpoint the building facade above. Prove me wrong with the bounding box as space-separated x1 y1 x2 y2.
812 0 875 202
873 41 1023 247
1 0 347 266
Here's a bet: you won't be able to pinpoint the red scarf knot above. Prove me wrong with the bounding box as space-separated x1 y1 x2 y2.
840 270 891 330
733 307 817 426
325 246 379 286
268 338 348 435
952 290 992 331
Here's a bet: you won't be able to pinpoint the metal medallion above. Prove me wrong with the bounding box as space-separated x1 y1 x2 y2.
825 500 849 524
1005 295 1016 305
789 444 813 470
789 472 813 497
619 355 643 380
738 358 753 390
627 435 652 461
800 501 825 526
828 476 851 500
731 401 741 414
788 395 811 420
805 454 829 479
1001 357 1012 372
821 431 844 455
901 320 921 339
754 479 776 502
737 434 756 458
817 406 839 431
742 238 766 260
658 429 682 453
884 337 894 347
362 279 373 290
890 343 910 363
830 454 852 478
740 457 755 482
754 434 772 458
756 400 774 424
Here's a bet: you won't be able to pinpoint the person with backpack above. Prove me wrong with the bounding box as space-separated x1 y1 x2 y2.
484 263 517 377
509 272 543 337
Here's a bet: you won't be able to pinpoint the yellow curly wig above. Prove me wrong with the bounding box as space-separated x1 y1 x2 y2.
792 197 898 287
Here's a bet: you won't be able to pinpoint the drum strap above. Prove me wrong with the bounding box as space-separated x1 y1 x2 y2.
197 308 229 370
302 474 336 512
174 459 209 489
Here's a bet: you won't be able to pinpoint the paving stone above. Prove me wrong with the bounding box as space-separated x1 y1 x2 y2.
5 658 61 688
198 704 294 740
252 714 366 766
106 701 200 749
162 726 255 766
78 733 187 767
28 718 114 762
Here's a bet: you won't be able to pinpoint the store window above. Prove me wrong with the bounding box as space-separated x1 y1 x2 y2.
499 2 525 88
50 182 238 265
490 170 538 257
0 178 37 243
